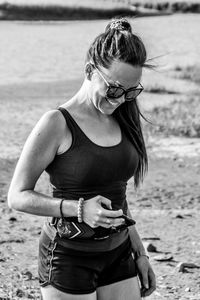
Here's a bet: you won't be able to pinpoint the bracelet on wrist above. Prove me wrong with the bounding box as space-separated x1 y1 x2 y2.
59 199 65 219
134 252 149 261
77 197 84 223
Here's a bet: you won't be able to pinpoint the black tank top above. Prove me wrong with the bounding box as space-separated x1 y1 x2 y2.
44 107 139 251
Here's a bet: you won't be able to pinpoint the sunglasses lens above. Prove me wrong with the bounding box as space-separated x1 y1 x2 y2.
107 86 124 99
125 88 143 101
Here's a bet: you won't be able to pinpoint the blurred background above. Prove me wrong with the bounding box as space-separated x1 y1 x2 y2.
0 1 199 299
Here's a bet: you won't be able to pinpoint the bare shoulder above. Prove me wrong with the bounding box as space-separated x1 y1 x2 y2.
7 109 69 193
32 109 67 140
38 109 65 129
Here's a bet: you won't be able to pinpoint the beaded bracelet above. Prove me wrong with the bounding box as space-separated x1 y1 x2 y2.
77 197 84 223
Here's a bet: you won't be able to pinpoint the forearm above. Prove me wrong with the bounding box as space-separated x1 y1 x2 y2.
127 208 146 255
8 189 78 218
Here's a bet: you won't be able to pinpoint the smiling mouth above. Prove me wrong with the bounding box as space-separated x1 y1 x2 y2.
105 97 119 107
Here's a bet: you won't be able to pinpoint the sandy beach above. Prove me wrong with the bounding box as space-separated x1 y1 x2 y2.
0 15 200 299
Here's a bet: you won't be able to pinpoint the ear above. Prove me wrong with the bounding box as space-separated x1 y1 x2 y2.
85 63 94 80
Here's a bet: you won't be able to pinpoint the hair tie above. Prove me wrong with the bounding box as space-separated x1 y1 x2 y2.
110 21 126 31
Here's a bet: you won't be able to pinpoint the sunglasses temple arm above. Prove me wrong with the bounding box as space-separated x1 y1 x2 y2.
95 67 110 87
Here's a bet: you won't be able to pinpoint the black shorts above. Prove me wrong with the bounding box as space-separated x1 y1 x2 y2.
38 230 138 295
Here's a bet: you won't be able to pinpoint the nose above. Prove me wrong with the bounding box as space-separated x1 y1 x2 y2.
117 94 126 105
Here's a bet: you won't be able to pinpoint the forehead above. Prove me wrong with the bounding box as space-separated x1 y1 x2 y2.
102 60 142 88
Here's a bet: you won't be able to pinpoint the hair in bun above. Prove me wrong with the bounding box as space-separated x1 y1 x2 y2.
105 18 132 33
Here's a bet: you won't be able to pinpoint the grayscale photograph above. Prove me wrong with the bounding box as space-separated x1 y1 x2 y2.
0 0 200 299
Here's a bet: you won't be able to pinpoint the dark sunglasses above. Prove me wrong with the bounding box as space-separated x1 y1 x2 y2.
95 66 144 101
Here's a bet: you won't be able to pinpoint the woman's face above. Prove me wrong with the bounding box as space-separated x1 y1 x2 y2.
89 60 142 115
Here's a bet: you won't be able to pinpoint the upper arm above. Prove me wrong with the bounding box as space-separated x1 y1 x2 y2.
8 110 65 193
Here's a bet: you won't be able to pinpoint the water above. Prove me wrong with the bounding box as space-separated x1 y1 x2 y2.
0 14 199 86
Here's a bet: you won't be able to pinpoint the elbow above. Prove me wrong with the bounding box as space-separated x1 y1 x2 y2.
7 189 16 210
7 188 22 211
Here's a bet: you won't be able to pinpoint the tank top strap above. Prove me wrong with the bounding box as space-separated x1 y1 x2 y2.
58 106 85 146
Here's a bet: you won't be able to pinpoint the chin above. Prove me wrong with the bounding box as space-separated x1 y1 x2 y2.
97 100 117 115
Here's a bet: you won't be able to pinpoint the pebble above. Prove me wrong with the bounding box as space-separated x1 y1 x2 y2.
9 217 17 222
21 270 33 281
16 288 25 298
0 257 6 262
185 287 191 292
147 243 157 252
142 237 160 241
175 214 184 219
177 262 200 272
153 254 173 261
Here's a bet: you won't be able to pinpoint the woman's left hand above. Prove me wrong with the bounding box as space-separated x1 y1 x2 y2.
135 255 156 297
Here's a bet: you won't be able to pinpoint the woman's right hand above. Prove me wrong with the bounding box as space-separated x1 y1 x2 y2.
83 196 124 228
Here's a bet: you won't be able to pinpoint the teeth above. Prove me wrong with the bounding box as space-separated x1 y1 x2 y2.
105 97 118 106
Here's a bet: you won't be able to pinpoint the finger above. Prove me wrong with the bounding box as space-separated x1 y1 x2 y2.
141 270 156 297
141 286 156 297
149 270 156 291
97 219 122 228
102 208 123 218
97 222 112 228
141 272 149 290
100 217 125 227
144 271 156 296
112 218 125 227
100 198 112 210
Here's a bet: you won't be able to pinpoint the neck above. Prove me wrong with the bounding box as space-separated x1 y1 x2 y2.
67 79 109 120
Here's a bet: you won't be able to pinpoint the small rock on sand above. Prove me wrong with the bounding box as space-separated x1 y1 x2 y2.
177 262 200 272
153 254 173 261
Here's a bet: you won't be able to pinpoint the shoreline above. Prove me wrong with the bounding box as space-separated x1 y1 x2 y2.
0 7 171 21
0 1 200 22
0 1 174 21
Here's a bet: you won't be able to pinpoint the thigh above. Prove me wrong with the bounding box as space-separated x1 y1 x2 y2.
41 285 96 300
97 277 141 300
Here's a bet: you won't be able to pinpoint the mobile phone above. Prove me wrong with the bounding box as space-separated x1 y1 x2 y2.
121 214 136 225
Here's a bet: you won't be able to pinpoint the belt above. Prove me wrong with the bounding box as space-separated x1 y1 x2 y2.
50 217 128 240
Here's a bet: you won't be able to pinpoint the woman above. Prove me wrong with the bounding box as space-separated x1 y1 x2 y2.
8 18 156 300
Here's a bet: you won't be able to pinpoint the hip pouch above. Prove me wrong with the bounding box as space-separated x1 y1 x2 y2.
53 216 136 241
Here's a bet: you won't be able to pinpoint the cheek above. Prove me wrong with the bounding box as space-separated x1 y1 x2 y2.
92 85 106 104
91 78 106 98
90 82 115 114
92 92 106 110
94 83 105 97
